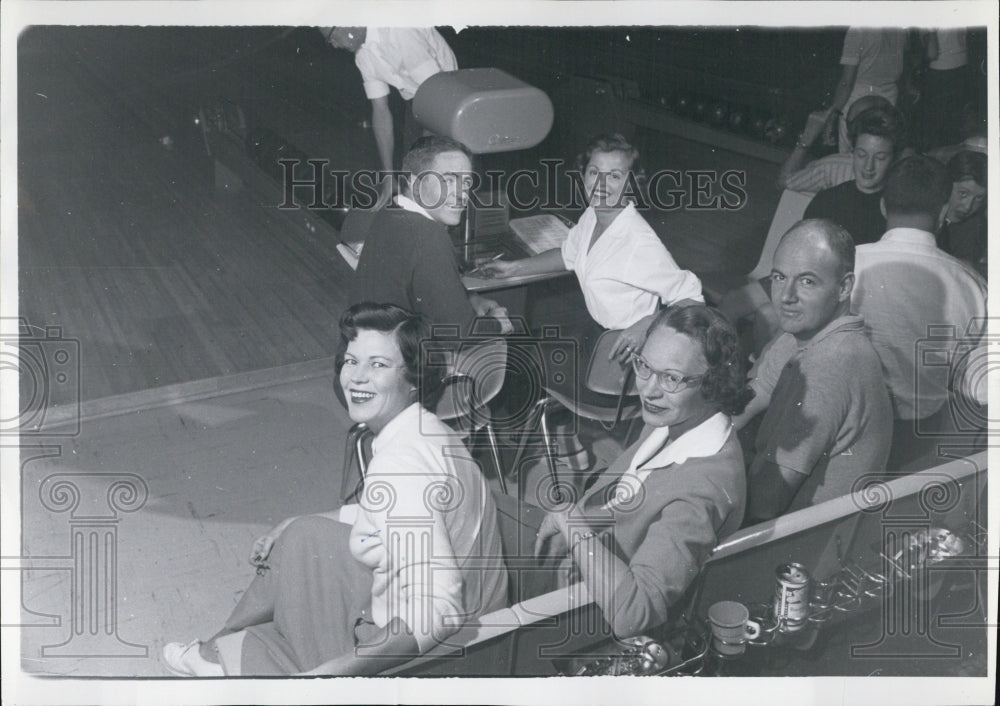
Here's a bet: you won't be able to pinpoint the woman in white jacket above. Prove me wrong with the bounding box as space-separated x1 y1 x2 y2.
163 302 507 676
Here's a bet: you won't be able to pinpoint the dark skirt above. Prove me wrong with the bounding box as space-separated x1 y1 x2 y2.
220 515 373 675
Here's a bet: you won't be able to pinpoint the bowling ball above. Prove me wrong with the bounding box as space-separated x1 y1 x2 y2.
749 113 767 138
771 122 789 144
764 118 790 145
674 91 692 116
709 102 728 126
692 97 708 122
728 107 747 132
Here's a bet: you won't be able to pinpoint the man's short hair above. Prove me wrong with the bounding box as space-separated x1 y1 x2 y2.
883 156 951 218
402 136 472 178
783 219 856 277
845 95 893 127
848 105 905 151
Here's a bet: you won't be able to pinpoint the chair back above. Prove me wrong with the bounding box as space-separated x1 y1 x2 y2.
584 329 638 397
747 188 813 281
435 338 508 428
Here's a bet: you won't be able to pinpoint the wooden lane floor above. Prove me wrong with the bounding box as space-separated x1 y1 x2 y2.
16 26 781 411
17 27 356 408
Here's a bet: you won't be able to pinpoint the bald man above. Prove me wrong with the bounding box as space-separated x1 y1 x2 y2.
744 219 892 522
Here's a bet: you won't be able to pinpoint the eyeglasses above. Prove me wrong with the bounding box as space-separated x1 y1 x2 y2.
630 353 705 393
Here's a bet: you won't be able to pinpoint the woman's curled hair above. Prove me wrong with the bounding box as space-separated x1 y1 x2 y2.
647 304 754 416
574 133 648 191
338 302 445 410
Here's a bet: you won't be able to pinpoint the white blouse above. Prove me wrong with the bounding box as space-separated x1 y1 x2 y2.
561 204 703 330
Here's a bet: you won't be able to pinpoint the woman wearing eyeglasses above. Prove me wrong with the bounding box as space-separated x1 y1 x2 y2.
534 304 753 638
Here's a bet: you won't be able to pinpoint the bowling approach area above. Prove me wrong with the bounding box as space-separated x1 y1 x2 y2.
10 24 990 684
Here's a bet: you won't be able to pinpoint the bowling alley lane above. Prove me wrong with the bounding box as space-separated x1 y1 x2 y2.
18 26 839 407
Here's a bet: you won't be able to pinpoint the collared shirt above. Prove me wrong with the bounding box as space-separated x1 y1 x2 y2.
608 412 732 509
853 227 987 419
395 193 433 221
841 27 906 91
561 203 703 330
753 314 892 510
355 27 457 101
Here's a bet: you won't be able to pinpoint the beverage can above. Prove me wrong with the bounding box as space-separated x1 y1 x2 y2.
773 562 811 632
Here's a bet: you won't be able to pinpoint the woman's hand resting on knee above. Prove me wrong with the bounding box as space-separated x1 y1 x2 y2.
249 516 299 568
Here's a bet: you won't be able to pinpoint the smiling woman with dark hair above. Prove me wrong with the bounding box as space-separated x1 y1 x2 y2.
533 304 752 639
163 302 507 677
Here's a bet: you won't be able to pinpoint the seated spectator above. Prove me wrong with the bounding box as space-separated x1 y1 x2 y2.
163 303 508 676
480 133 703 364
915 29 973 151
852 156 987 469
534 304 751 638
825 27 907 154
350 136 512 337
745 220 892 522
803 105 904 245
937 149 987 277
778 95 894 194
480 133 702 469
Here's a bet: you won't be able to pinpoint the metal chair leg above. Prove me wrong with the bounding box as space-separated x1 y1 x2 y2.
510 397 548 480
482 420 507 496
538 401 563 504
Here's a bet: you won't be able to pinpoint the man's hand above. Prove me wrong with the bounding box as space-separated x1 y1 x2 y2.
471 295 514 334
249 516 299 567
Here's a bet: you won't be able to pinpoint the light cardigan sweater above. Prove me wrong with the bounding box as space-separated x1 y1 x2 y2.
349 403 508 651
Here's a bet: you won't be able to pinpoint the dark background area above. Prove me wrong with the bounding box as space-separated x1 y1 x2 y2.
15 25 989 405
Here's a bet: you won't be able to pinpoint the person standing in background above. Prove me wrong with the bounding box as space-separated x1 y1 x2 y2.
822 27 906 153
323 27 458 200
916 28 972 150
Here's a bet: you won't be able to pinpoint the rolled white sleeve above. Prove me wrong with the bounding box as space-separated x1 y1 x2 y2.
355 51 391 100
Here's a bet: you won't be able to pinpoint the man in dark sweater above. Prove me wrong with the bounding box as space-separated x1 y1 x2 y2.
803 105 904 246
351 136 512 336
